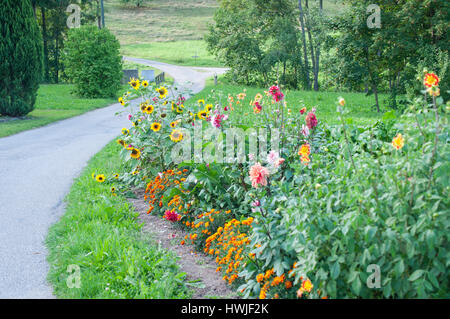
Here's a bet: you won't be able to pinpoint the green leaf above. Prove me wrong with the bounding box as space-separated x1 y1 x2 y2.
408 270 424 282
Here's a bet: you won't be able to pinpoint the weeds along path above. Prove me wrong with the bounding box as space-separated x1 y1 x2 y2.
0 60 226 298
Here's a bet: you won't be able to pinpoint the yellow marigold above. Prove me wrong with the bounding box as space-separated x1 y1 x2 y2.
256 273 264 283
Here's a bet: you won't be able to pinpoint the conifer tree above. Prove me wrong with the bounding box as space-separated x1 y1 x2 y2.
0 0 43 116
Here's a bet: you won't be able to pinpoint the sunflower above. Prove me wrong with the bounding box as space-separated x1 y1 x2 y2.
117 139 126 147
142 80 149 88
129 78 140 90
176 104 185 113
111 187 116 193
198 110 208 120
140 102 149 112
151 122 162 132
130 148 141 159
114 174 119 179
170 129 183 142
171 101 176 111
205 104 213 112
145 105 154 114
197 99 205 106
118 97 125 106
170 121 178 128
96 174 106 183
160 113 167 119
121 128 129 135
156 86 168 98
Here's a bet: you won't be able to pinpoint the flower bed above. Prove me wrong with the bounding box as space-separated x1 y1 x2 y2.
100 73 448 299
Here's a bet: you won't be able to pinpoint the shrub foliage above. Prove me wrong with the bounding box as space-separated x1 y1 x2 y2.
62 25 122 98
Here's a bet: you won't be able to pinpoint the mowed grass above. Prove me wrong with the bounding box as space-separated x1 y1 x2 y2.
194 77 391 126
46 140 190 298
0 84 121 138
105 0 218 45
121 40 220 67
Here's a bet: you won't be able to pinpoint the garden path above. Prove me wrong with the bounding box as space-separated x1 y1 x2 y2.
0 60 227 298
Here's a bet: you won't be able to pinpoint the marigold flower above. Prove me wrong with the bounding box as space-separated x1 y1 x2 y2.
392 133 404 150
302 279 313 292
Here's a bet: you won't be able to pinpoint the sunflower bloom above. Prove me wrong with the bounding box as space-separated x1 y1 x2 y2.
130 148 141 159
142 80 149 88
122 128 129 135
145 105 154 114
151 122 162 132
156 86 168 98
129 78 140 90
170 129 183 142
96 174 105 183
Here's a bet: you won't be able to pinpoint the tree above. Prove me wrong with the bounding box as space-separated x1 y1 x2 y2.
206 0 306 88
0 0 43 117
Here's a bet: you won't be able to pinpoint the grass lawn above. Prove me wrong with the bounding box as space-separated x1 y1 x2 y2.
0 84 122 138
46 140 190 298
105 0 218 45
194 77 392 126
121 40 220 67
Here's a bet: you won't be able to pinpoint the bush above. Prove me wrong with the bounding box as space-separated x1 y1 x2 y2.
62 26 122 98
0 0 43 117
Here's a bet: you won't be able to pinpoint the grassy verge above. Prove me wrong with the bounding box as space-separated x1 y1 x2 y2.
195 77 392 126
122 60 175 84
46 141 190 298
0 84 123 138
121 40 221 67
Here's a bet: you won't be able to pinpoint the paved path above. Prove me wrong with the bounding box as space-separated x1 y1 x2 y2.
0 60 227 298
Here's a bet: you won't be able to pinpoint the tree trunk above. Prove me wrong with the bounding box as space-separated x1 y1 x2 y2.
314 46 320 91
298 0 311 90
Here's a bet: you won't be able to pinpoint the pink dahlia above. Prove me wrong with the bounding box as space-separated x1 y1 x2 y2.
305 111 318 130
249 162 270 189
163 210 181 222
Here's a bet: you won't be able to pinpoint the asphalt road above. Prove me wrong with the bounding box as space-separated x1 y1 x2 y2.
0 59 227 298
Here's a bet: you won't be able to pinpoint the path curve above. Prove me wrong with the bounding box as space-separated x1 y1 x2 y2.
0 60 227 298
